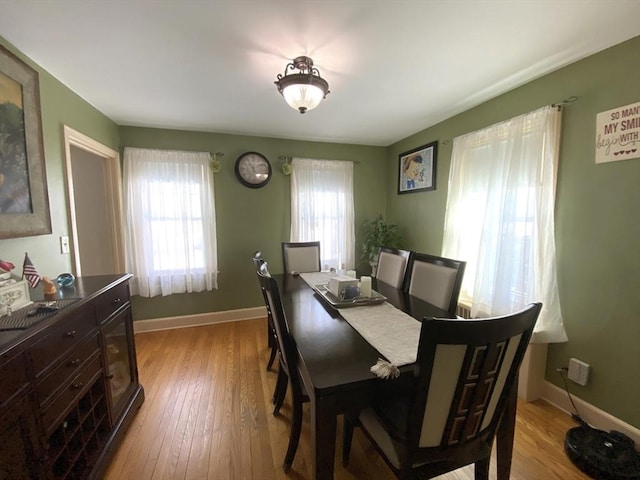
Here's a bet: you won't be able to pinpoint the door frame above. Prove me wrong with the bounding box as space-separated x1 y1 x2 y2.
63 125 125 276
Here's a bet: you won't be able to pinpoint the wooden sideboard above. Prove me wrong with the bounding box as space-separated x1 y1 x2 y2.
0 274 144 479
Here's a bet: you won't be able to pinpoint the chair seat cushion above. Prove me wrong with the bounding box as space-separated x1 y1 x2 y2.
372 395 410 442
360 407 488 473
360 407 405 469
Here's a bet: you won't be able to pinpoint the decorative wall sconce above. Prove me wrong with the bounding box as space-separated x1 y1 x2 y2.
209 152 224 173
274 56 330 114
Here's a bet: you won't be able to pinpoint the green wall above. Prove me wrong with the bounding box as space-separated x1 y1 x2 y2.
118 127 386 320
0 37 120 280
2 34 637 428
385 36 640 428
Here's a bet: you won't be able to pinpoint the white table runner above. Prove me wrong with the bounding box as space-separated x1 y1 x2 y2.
299 271 336 288
339 303 421 367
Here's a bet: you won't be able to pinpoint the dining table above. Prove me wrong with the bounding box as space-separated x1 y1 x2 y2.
275 272 519 480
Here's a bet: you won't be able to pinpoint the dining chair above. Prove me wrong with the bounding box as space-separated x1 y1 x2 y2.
375 247 412 288
404 252 466 317
281 241 321 273
256 261 310 472
252 251 278 372
343 302 542 480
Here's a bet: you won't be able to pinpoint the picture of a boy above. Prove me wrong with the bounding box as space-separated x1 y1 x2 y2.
398 143 436 193
402 154 424 189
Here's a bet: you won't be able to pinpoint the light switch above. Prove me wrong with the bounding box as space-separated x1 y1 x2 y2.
60 236 70 254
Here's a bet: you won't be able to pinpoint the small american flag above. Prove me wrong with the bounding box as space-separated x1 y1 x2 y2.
23 252 40 288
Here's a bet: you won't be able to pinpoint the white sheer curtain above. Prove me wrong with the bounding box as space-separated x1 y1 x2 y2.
442 106 567 343
123 147 218 297
290 157 355 270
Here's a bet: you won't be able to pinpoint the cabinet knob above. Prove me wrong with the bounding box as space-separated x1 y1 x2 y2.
69 358 81 366
65 330 76 338
113 297 121 304
71 382 83 390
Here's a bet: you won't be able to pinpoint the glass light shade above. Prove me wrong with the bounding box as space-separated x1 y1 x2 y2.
275 56 330 114
282 83 325 113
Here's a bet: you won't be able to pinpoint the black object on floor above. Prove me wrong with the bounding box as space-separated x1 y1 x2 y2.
565 425 640 479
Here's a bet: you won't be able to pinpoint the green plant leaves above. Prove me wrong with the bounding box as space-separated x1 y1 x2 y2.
361 214 403 262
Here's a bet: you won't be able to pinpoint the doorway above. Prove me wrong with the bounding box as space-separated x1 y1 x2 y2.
63 126 125 276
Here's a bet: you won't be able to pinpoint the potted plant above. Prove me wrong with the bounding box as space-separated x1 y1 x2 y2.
361 214 403 276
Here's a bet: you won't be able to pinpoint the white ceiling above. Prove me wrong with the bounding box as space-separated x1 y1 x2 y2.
1 1 639 146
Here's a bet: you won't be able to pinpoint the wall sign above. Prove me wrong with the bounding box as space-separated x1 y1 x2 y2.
595 101 639 164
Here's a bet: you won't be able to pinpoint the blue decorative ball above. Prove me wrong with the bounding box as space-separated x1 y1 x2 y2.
56 273 75 287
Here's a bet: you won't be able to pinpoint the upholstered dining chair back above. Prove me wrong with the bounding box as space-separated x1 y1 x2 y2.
281 241 321 273
256 262 308 471
405 253 466 316
257 263 300 390
252 251 277 371
343 303 542 480
375 247 412 288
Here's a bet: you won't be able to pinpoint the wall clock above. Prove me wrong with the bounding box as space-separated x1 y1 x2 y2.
234 152 272 188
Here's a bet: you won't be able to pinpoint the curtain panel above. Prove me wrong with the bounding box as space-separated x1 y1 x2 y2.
442 106 567 343
123 147 218 297
290 158 355 270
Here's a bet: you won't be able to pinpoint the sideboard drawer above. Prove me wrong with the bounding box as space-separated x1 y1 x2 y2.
41 353 102 433
30 304 96 377
96 281 129 323
37 334 101 408
0 352 29 409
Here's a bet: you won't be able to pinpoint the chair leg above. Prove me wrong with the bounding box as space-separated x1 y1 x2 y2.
283 394 303 472
474 457 490 480
273 368 288 414
342 413 356 466
266 344 277 371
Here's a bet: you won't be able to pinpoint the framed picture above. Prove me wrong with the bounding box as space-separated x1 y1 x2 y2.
0 44 51 238
397 141 437 194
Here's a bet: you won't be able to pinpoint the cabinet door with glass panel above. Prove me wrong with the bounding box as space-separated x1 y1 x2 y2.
101 307 138 423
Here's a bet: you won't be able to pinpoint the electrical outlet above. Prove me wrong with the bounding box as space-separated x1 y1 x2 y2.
568 357 590 386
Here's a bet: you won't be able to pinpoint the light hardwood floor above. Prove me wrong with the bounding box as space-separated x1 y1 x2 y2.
104 318 590 480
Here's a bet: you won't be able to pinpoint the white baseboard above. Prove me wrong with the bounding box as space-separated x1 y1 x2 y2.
133 306 267 334
543 380 640 446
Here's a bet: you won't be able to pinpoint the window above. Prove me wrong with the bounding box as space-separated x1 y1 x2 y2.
442 106 567 342
290 158 355 270
123 148 218 297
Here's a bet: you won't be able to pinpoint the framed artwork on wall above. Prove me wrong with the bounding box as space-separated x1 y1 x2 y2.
0 44 51 239
397 141 437 194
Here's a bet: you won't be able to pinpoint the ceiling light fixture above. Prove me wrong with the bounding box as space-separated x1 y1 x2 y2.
275 56 330 114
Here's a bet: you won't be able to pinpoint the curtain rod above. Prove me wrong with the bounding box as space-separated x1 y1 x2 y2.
552 95 581 109
279 155 361 165
440 97 582 145
124 146 224 158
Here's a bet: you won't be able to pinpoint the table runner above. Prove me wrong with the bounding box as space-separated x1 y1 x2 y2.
299 271 336 288
338 303 421 367
300 272 421 369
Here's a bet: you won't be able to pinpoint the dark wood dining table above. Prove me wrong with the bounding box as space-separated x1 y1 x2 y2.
275 273 519 480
